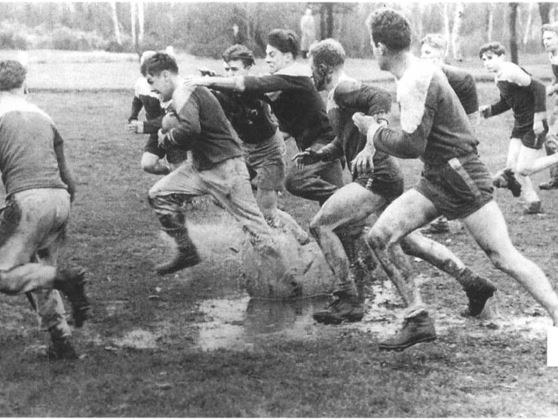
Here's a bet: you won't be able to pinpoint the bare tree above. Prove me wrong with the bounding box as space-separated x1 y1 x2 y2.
442 3 451 57
451 3 464 61
138 1 145 45
509 2 519 64
523 2 535 46
130 2 137 53
487 4 495 41
110 1 122 46
539 3 552 25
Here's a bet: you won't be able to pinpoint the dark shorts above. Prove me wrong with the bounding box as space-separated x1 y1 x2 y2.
144 133 165 158
415 154 493 220
243 131 286 191
511 119 548 150
354 174 404 204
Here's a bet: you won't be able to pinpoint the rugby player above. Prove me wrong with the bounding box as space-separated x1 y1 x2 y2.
479 41 558 214
0 60 90 360
353 9 558 350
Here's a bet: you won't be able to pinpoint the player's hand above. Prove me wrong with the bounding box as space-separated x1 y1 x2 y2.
352 112 378 134
479 105 491 119
546 134 558 153
292 148 323 169
351 148 374 178
127 120 144 134
157 129 167 147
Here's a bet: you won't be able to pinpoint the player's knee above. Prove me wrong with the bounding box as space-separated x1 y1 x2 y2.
0 272 21 295
366 226 390 251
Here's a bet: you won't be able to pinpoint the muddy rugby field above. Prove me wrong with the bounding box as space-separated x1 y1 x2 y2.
0 52 557 416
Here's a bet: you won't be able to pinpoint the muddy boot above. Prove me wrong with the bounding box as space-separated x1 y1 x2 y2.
457 268 497 317
47 327 78 361
312 291 364 325
421 216 450 235
503 169 522 197
379 311 436 351
523 200 543 215
155 213 201 275
53 267 90 328
155 228 200 275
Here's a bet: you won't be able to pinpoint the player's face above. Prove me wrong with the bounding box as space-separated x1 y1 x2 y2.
421 44 444 65
481 51 504 73
543 31 558 53
147 71 173 101
223 59 250 77
265 45 288 74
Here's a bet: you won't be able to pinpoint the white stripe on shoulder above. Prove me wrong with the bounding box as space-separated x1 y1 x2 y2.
396 60 434 133
496 62 530 86
173 84 197 112
0 96 53 122
275 62 312 77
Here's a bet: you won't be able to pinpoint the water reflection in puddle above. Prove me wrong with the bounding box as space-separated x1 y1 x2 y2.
196 294 331 351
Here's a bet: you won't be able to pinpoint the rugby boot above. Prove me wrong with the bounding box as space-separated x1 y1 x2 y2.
539 179 558 190
421 216 450 234
53 267 90 328
155 227 201 275
378 311 436 351
312 291 364 325
47 327 78 361
457 267 497 316
523 200 543 215
503 169 522 197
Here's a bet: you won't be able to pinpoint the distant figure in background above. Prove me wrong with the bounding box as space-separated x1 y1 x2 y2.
0 60 90 360
300 7 316 59
231 23 246 46
539 22 558 190
479 42 558 214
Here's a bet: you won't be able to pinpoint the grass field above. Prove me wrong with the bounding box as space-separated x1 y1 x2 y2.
1 50 558 416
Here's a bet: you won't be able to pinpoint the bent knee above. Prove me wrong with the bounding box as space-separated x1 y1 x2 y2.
366 226 392 251
0 273 21 295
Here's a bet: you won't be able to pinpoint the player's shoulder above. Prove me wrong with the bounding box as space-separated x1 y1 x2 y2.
0 96 53 123
334 77 361 96
497 62 530 86
397 59 435 132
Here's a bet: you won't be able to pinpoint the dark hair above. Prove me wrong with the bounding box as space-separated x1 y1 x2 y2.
309 39 345 69
542 22 558 35
144 52 179 76
366 7 411 52
0 60 26 91
222 44 255 67
479 42 506 58
267 29 299 59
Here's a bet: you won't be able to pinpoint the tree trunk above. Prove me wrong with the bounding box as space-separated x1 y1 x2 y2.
487 4 495 41
319 3 334 40
451 3 464 61
523 2 534 45
539 3 552 25
138 1 145 45
509 3 519 64
130 2 137 53
442 3 451 58
110 1 122 45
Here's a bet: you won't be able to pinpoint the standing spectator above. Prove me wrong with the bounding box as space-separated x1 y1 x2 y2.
231 23 246 46
300 7 317 59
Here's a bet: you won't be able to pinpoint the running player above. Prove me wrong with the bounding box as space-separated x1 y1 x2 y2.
479 41 558 214
354 9 558 350
0 60 90 360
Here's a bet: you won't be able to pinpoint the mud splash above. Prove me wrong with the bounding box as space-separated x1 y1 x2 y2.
194 294 332 351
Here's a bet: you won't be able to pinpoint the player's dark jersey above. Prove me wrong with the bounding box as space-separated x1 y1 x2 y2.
241 64 335 150
373 61 478 166
441 65 479 115
212 90 277 144
489 62 546 135
321 76 402 184
0 97 68 196
129 77 164 134
160 85 242 171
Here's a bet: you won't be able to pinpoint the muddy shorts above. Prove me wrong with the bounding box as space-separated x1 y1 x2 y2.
512 119 548 150
243 130 286 191
415 153 494 220
354 173 404 204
